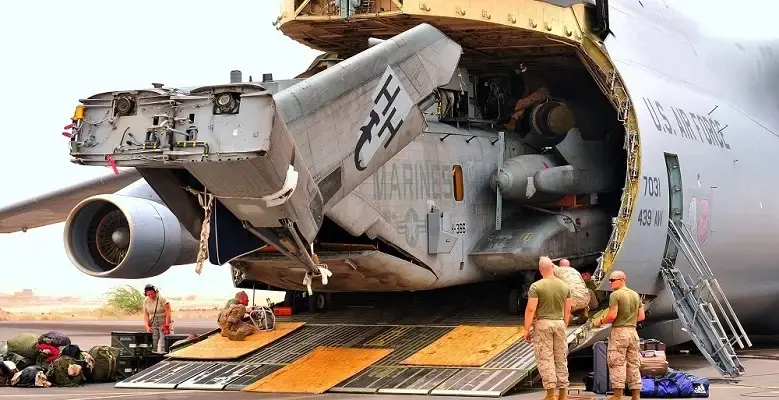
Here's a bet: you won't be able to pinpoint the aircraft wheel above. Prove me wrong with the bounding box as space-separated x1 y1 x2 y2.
509 289 521 314
284 291 301 311
307 292 331 313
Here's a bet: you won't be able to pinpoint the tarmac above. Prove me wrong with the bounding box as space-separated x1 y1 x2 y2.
2 320 779 399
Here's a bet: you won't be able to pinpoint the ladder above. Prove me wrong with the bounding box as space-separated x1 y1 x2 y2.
661 220 752 377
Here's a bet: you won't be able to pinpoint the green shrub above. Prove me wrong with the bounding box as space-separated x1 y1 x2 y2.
105 285 144 314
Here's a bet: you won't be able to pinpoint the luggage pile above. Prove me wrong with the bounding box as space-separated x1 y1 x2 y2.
585 338 710 398
0 331 124 388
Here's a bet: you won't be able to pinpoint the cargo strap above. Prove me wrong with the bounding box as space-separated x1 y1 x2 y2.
185 187 215 275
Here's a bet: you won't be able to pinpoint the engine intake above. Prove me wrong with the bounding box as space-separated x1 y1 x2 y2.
63 194 199 279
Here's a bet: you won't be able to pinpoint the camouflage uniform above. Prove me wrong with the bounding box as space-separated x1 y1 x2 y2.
528 276 572 391
607 287 643 393
533 319 569 389
218 304 256 341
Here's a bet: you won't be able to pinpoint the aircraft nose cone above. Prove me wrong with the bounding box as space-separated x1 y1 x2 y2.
112 228 130 248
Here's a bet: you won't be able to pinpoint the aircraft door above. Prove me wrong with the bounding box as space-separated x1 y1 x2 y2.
662 153 683 264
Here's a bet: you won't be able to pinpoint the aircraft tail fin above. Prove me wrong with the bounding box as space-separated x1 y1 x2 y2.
274 23 462 211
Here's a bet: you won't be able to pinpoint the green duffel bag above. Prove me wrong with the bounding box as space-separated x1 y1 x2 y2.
7 333 38 360
88 346 119 383
46 356 85 387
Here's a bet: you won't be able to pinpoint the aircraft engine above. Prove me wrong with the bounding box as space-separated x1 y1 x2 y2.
63 194 199 279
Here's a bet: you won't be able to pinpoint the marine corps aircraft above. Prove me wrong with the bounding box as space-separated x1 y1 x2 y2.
0 0 773 384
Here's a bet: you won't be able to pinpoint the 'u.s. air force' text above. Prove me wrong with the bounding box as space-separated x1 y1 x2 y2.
642 97 730 150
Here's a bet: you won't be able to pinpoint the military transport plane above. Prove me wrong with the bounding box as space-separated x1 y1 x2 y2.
0 0 775 380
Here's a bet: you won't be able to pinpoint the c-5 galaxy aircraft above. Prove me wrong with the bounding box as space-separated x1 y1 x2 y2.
0 0 773 392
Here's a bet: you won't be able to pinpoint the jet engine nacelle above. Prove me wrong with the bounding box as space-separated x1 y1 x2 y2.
63 194 199 279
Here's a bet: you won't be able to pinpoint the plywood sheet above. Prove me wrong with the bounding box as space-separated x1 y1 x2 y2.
242 346 393 394
166 322 305 360
401 325 524 367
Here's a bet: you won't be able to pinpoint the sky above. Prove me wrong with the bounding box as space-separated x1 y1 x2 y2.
0 0 320 299
0 0 776 300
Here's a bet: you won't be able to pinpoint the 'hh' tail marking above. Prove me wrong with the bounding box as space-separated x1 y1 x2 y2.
354 65 414 171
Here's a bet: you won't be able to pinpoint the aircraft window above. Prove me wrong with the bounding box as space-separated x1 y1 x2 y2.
453 165 464 201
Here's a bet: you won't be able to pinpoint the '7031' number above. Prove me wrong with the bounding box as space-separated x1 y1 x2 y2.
643 176 662 198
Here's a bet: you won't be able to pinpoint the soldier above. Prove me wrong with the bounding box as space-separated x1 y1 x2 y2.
224 291 249 309
524 256 573 400
143 284 171 353
218 301 256 341
593 270 645 400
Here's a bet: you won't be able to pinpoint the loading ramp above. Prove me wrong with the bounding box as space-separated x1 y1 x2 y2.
116 304 598 397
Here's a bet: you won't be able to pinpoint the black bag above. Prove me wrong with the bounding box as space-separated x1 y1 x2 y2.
592 340 610 394
61 344 81 359
583 372 594 392
592 340 631 394
14 366 44 387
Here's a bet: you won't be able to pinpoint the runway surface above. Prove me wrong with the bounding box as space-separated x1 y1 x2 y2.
2 320 778 399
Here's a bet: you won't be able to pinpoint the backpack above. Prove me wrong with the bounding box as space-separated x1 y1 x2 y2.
13 365 45 387
46 356 84 387
3 352 32 370
7 333 39 360
640 371 709 398
88 346 119 383
61 344 81 359
38 331 71 347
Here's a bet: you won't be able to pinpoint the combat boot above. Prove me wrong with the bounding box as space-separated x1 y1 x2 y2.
541 388 555 399
631 389 641 399
608 388 624 399
558 388 567 400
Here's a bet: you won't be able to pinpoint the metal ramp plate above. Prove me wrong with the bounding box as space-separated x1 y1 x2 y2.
431 369 527 397
330 366 408 394
114 361 214 389
176 363 279 390
663 220 752 377
377 367 459 395
224 365 284 391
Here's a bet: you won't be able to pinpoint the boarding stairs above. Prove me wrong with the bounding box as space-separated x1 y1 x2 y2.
661 220 752 377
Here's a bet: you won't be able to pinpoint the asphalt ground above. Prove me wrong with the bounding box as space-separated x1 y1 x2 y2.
2 320 779 399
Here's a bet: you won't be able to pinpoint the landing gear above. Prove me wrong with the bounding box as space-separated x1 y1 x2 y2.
283 290 332 313
306 292 332 313
508 272 534 314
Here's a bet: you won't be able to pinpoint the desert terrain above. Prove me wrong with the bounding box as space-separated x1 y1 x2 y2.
0 288 286 322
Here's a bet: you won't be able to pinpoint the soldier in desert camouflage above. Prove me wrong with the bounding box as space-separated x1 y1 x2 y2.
217 291 256 341
593 270 645 400
524 256 573 400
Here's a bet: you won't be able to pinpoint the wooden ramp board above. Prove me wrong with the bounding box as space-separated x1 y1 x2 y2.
242 346 393 394
401 325 524 367
166 322 306 360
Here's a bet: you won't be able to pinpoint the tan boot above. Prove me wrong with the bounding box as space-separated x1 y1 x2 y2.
541 388 555 399
558 388 567 400
608 388 624 399
631 389 640 399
